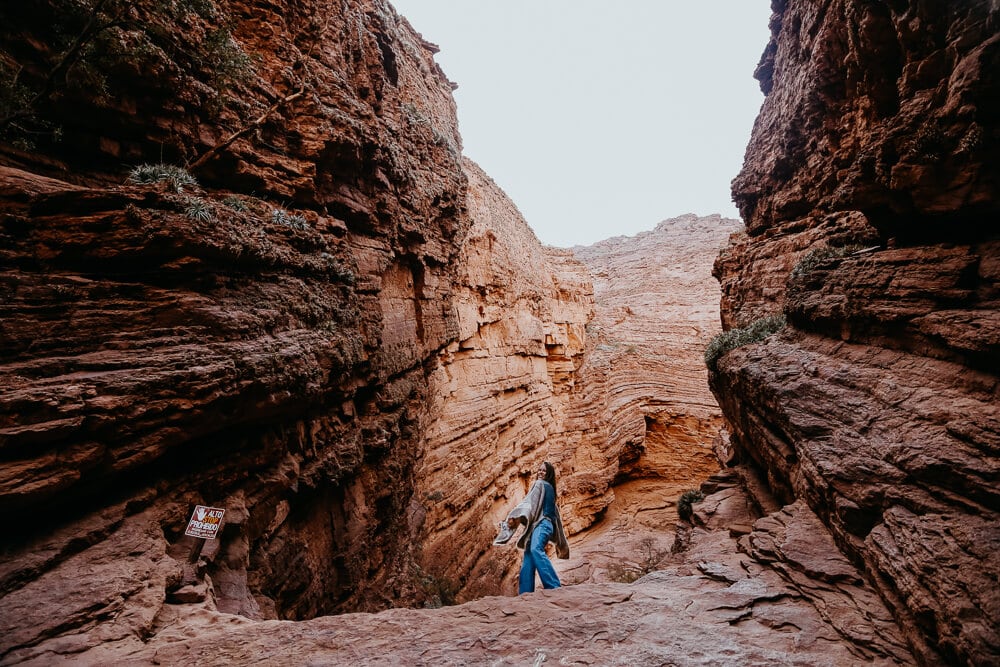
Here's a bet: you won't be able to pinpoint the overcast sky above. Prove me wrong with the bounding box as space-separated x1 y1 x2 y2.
389 1 773 247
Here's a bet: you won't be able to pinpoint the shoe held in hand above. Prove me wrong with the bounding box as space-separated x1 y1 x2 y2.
493 520 515 545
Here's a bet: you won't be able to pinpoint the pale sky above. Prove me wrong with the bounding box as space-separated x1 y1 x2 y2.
390 1 772 247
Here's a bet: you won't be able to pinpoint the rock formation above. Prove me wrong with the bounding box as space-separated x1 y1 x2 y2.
560 214 742 582
2 472 918 665
1 0 992 664
3 1 739 651
1 0 472 652
413 159 593 601
713 0 1000 664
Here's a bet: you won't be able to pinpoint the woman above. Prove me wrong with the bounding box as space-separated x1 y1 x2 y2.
499 461 570 594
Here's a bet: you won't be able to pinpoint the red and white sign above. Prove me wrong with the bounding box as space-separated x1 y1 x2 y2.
184 505 226 539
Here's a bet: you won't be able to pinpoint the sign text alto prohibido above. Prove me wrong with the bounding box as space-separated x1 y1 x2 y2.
184 505 226 539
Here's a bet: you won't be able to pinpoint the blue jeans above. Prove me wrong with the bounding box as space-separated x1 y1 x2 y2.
518 517 561 594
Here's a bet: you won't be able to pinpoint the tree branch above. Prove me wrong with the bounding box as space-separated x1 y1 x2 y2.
0 0 125 131
186 87 305 172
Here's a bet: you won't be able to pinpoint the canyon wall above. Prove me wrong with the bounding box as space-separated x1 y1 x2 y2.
713 1 999 664
0 0 960 663
0 1 741 654
414 160 593 601
559 215 741 582
1 0 743 645
0 0 477 656
413 204 741 598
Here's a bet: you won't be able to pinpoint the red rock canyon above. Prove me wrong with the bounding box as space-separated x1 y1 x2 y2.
0 1 996 665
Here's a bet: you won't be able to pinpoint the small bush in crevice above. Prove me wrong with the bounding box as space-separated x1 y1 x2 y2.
271 207 309 230
222 195 248 212
677 489 705 522
128 163 198 193
704 314 786 372
319 252 356 284
905 123 947 161
184 196 213 222
789 244 866 281
200 27 256 93
605 537 669 583
415 566 458 609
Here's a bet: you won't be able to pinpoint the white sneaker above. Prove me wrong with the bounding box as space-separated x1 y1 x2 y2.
493 520 516 545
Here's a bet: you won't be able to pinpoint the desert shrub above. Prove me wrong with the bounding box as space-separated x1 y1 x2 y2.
319 252 356 284
906 123 947 160
183 196 213 222
677 489 705 522
789 244 865 281
128 163 198 192
704 314 786 372
222 195 248 211
199 27 256 94
606 561 644 584
415 566 458 609
1 0 256 147
271 207 309 230
605 537 669 583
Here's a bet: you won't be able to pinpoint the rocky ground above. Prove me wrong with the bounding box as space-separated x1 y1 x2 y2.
1 474 913 666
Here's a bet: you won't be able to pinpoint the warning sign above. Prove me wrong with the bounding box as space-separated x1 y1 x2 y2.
184 505 226 539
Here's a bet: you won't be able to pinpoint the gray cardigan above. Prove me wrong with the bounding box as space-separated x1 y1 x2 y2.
506 480 570 559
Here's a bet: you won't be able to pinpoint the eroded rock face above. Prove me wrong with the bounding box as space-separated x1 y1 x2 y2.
414 160 593 601
714 1 1000 663
0 0 471 655
561 215 742 582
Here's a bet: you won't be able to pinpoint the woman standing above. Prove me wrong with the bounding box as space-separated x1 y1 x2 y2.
498 461 570 594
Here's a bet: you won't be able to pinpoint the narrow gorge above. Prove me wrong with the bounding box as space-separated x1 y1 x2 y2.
0 1 996 665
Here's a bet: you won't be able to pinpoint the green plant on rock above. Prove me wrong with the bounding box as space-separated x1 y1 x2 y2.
0 0 237 141
222 194 247 211
183 196 213 222
271 207 309 230
704 314 786 372
128 163 198 192
677 489 705 522
319 252 356 284
906 122 947 161
199 26 256 100
789 244 866 281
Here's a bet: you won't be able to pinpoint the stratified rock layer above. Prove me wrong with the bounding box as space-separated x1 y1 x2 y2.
1 0 471 655
562 215 742 581
414 159 593 601
714 1 999 663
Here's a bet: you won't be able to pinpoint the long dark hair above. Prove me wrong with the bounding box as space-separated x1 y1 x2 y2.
542 461 557 494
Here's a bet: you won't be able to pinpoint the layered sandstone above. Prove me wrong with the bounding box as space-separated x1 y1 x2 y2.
414 159 593 601
1 0 472 657
713 1 1000 663
0 0 611 653
560 215 742 581
0 0 971 664
413 203 740 600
